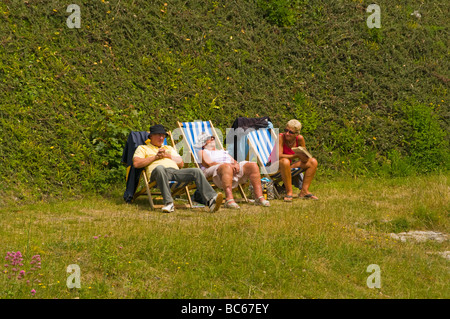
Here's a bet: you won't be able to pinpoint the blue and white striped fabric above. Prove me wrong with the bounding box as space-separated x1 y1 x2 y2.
180 121 215 164
247 127 275 165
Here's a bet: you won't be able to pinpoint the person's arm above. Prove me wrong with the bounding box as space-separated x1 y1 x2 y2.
133 146 184 169
200 150 218 168
133 155 157 169
200 150 240 173
297 135 306 148
226 153 241 174
163 147 184 168
296 135 310 163
133 146 159 168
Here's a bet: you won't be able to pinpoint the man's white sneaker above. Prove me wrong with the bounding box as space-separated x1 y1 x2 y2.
161 202 174 213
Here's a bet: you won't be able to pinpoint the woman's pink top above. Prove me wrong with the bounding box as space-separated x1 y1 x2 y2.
267 133 298 165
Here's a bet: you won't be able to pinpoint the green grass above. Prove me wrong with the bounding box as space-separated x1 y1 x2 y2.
1 173 448 299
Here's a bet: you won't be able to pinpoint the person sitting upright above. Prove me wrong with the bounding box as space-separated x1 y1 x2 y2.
267 119 318 201
195 132 270 209
133 124 223 213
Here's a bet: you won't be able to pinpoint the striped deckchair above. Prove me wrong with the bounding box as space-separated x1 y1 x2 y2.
176 120 248 203
247 127 304 199
133 131 195 210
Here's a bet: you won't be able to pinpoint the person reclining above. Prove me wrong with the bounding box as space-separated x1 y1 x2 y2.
133 124 223 213
195 132 270 209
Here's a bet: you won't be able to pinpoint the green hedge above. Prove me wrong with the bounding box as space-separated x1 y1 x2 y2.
0 0 448 204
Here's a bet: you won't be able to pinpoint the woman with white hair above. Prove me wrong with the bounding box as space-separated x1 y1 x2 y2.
195 132 270 209
267 119 318 201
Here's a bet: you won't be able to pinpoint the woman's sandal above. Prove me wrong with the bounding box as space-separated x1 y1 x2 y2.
284 195 293 202
256 196 270 207
224 199 241 209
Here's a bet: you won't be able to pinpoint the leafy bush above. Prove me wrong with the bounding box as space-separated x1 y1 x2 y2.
395 100 449 173
256 0 297 27
0 0 447 204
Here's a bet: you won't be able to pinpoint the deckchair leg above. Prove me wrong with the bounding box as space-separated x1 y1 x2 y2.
238 184 248 202
185 186 194 208
272 184 281 199
143 171 155 210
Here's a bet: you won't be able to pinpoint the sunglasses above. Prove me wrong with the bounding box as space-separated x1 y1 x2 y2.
284 128 296 135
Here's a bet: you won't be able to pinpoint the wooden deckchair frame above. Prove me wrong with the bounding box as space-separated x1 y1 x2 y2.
133 131 195 210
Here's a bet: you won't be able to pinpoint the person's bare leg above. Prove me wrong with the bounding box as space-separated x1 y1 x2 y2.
243 162 263 198
244 162 270 206
217 163 234 200
298 157 318 199
279 158 293 198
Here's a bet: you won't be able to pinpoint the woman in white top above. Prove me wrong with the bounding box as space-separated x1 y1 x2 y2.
195 132 270 209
